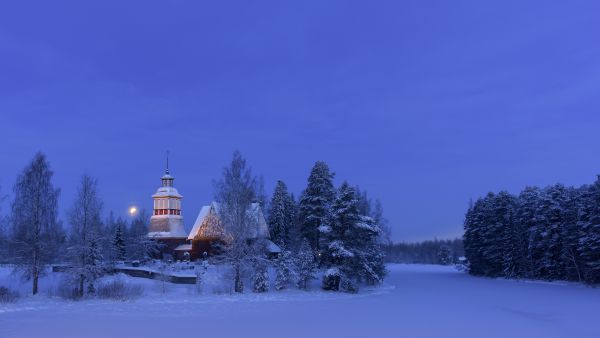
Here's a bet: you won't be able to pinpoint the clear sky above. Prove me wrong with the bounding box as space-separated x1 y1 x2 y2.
1 1 600 242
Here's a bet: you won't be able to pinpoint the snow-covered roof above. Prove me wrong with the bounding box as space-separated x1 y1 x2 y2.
266 239 281 253
152 186 182 198
187 202 270 241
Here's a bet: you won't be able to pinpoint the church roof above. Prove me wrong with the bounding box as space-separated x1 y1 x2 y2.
187 202 270 241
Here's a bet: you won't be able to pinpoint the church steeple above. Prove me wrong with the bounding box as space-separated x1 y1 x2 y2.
161 151 174 187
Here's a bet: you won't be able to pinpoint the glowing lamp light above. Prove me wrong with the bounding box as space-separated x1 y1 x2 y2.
128 206 138 216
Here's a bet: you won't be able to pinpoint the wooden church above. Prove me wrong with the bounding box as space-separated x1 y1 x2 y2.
147 162 279 261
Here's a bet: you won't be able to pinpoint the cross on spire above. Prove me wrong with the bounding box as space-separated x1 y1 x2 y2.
166 150 170 175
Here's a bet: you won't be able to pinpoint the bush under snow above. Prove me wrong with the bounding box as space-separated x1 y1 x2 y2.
97 280 143 301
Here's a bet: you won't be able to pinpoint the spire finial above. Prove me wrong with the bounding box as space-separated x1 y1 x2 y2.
166 150 170 174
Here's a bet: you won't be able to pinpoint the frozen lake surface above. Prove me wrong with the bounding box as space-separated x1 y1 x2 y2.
1 264 599 338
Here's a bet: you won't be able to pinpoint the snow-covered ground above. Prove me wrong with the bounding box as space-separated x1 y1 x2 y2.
1 264 599 338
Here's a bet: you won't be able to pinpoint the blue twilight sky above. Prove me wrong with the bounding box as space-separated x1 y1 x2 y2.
1 1 600 242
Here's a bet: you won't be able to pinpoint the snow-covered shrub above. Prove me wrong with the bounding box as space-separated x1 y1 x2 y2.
0 286 19 303
97 280 143 301
455 256 469 272
274 249 294 291
322 267 341 291
295 239 317 290
195 261 209 294
57 278 82 301
340 277 358 293
252 265 269 293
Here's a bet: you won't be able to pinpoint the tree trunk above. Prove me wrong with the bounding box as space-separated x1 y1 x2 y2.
79 274 85 297
32 249 39 295
234 264 243 293
32 271 39 295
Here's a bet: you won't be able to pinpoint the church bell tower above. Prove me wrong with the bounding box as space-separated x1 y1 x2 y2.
147 154 186 239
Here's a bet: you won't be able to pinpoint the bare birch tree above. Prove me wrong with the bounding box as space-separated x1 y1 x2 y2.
68 174 105 297
213 151 258 293
10 152 61 295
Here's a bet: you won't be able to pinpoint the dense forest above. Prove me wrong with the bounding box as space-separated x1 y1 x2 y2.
464 177 600 284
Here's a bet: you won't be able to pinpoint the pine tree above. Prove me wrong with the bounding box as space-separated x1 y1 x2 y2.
10 153 62 295
67 174 105 297
295 238 317 290
299 161 335 254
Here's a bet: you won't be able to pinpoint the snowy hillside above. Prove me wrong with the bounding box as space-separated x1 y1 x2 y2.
1 264 599 338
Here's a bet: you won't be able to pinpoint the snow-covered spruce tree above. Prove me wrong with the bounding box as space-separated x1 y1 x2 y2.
67 174 105 297
213 151 259 293
462 199 479 274
127 210 161 261
513 187 542 279
295 238 317 290
85 237 103 294
464 194 497 276
559 186 583 281
274 247 295 291
268 180 294 248
578 178 600 283
528 185 566 280
491 191 524 279
485 192 517 278
0 186 8 263
10 152 62 295
299 161 335 255
286 192 301 249
112 217 127 262
252 262 269 293
322 182 384 292
353 186 386 284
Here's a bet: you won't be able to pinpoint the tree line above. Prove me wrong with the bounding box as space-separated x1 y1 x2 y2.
0 151 389 295
464 177 600 284
384 238 463 265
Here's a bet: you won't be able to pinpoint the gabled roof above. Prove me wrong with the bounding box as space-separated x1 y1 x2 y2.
187 202 270 241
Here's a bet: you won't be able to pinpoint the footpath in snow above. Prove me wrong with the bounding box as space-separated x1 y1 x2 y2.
1 264 600 338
